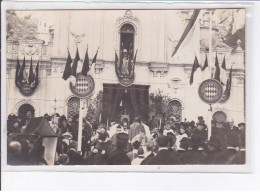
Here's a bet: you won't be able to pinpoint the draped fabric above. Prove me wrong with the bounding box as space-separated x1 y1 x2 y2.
111 87 124 120
129 87 139 117
102 84 149 123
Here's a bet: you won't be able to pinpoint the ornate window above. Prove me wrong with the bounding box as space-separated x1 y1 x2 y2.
67 97 80 119
115 10 140 53
168 100 182 122
120 23 135 59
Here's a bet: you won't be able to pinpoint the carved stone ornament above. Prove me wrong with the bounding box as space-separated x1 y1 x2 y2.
70 32 85 44
149 63 169 77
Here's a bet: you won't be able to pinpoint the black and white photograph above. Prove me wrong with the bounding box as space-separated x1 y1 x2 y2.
4 8 246 167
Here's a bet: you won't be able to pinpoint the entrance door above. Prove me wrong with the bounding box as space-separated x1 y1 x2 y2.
18 104 35 118
102 84 149 124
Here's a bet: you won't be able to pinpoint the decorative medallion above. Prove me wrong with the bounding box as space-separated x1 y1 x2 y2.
18 82 38 96
70 73 95 97
198 79 223 104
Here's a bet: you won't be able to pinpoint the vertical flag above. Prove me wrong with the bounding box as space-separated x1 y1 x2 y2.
201 54 208 71
130 49 138 75
214 53 220 82
15 57 20 87
28 57 35 84
190 56 200 85
91 48 99 66
62 51 73 80
88 48 99 75
221 55 226 70
34 60 40 87
71 48 80 77
172 9 201 57
221 66 233 102
128 43 133 74
227 66 233 91
115 51 119 77
81 47 89 76
220 55 227 85
18 56 26 83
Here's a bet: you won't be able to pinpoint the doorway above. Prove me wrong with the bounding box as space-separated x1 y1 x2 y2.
102 84 149 124
18 104 35 118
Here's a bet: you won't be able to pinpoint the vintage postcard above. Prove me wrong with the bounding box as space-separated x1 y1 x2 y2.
2 5 247 171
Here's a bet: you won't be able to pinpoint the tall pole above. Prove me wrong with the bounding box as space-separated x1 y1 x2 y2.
77 98 84 152
208 10 213 140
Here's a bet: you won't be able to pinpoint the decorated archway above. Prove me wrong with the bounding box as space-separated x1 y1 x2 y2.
18 104 35 118
212 111 227 122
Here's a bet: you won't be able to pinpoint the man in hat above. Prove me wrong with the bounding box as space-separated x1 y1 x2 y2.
107 133 131 165
144 135 182 165
226 120 240 148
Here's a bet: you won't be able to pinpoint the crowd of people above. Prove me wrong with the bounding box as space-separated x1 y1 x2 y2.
7 111 246 165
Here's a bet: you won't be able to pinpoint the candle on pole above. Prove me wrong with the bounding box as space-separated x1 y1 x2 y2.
77 98 84 152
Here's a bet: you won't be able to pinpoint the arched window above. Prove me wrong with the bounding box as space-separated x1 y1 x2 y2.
212 111 227 122
168 100 182 122
18 104 35 118
120 23 135 59
67 97 80 119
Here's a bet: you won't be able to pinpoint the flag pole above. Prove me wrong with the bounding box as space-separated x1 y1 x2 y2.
208 9 213 140
77 98 84 152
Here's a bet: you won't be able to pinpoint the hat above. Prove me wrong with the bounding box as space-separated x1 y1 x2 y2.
157 135 169 147
238 123 245 127
123 49 127 53
59 115 67 121
190 134 204 147
163 129 174 136
189 121 195 127
198 116 204 121
116 133 129 144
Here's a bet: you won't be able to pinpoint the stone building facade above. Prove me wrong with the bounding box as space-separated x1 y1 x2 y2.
6 9 245 130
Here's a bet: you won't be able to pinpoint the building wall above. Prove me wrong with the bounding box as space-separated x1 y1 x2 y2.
6 10 245 126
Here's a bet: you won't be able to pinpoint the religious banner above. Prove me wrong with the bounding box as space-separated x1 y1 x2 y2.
115 48 138 87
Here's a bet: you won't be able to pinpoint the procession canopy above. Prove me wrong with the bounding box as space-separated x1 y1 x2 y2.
24 117 57 137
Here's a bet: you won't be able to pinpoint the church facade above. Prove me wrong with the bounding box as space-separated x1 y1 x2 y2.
6 9 245 132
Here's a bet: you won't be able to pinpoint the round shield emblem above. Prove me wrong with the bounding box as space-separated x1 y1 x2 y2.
18 82 37 96
198 79 223 104
70 73 95 97
118 74 135 87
